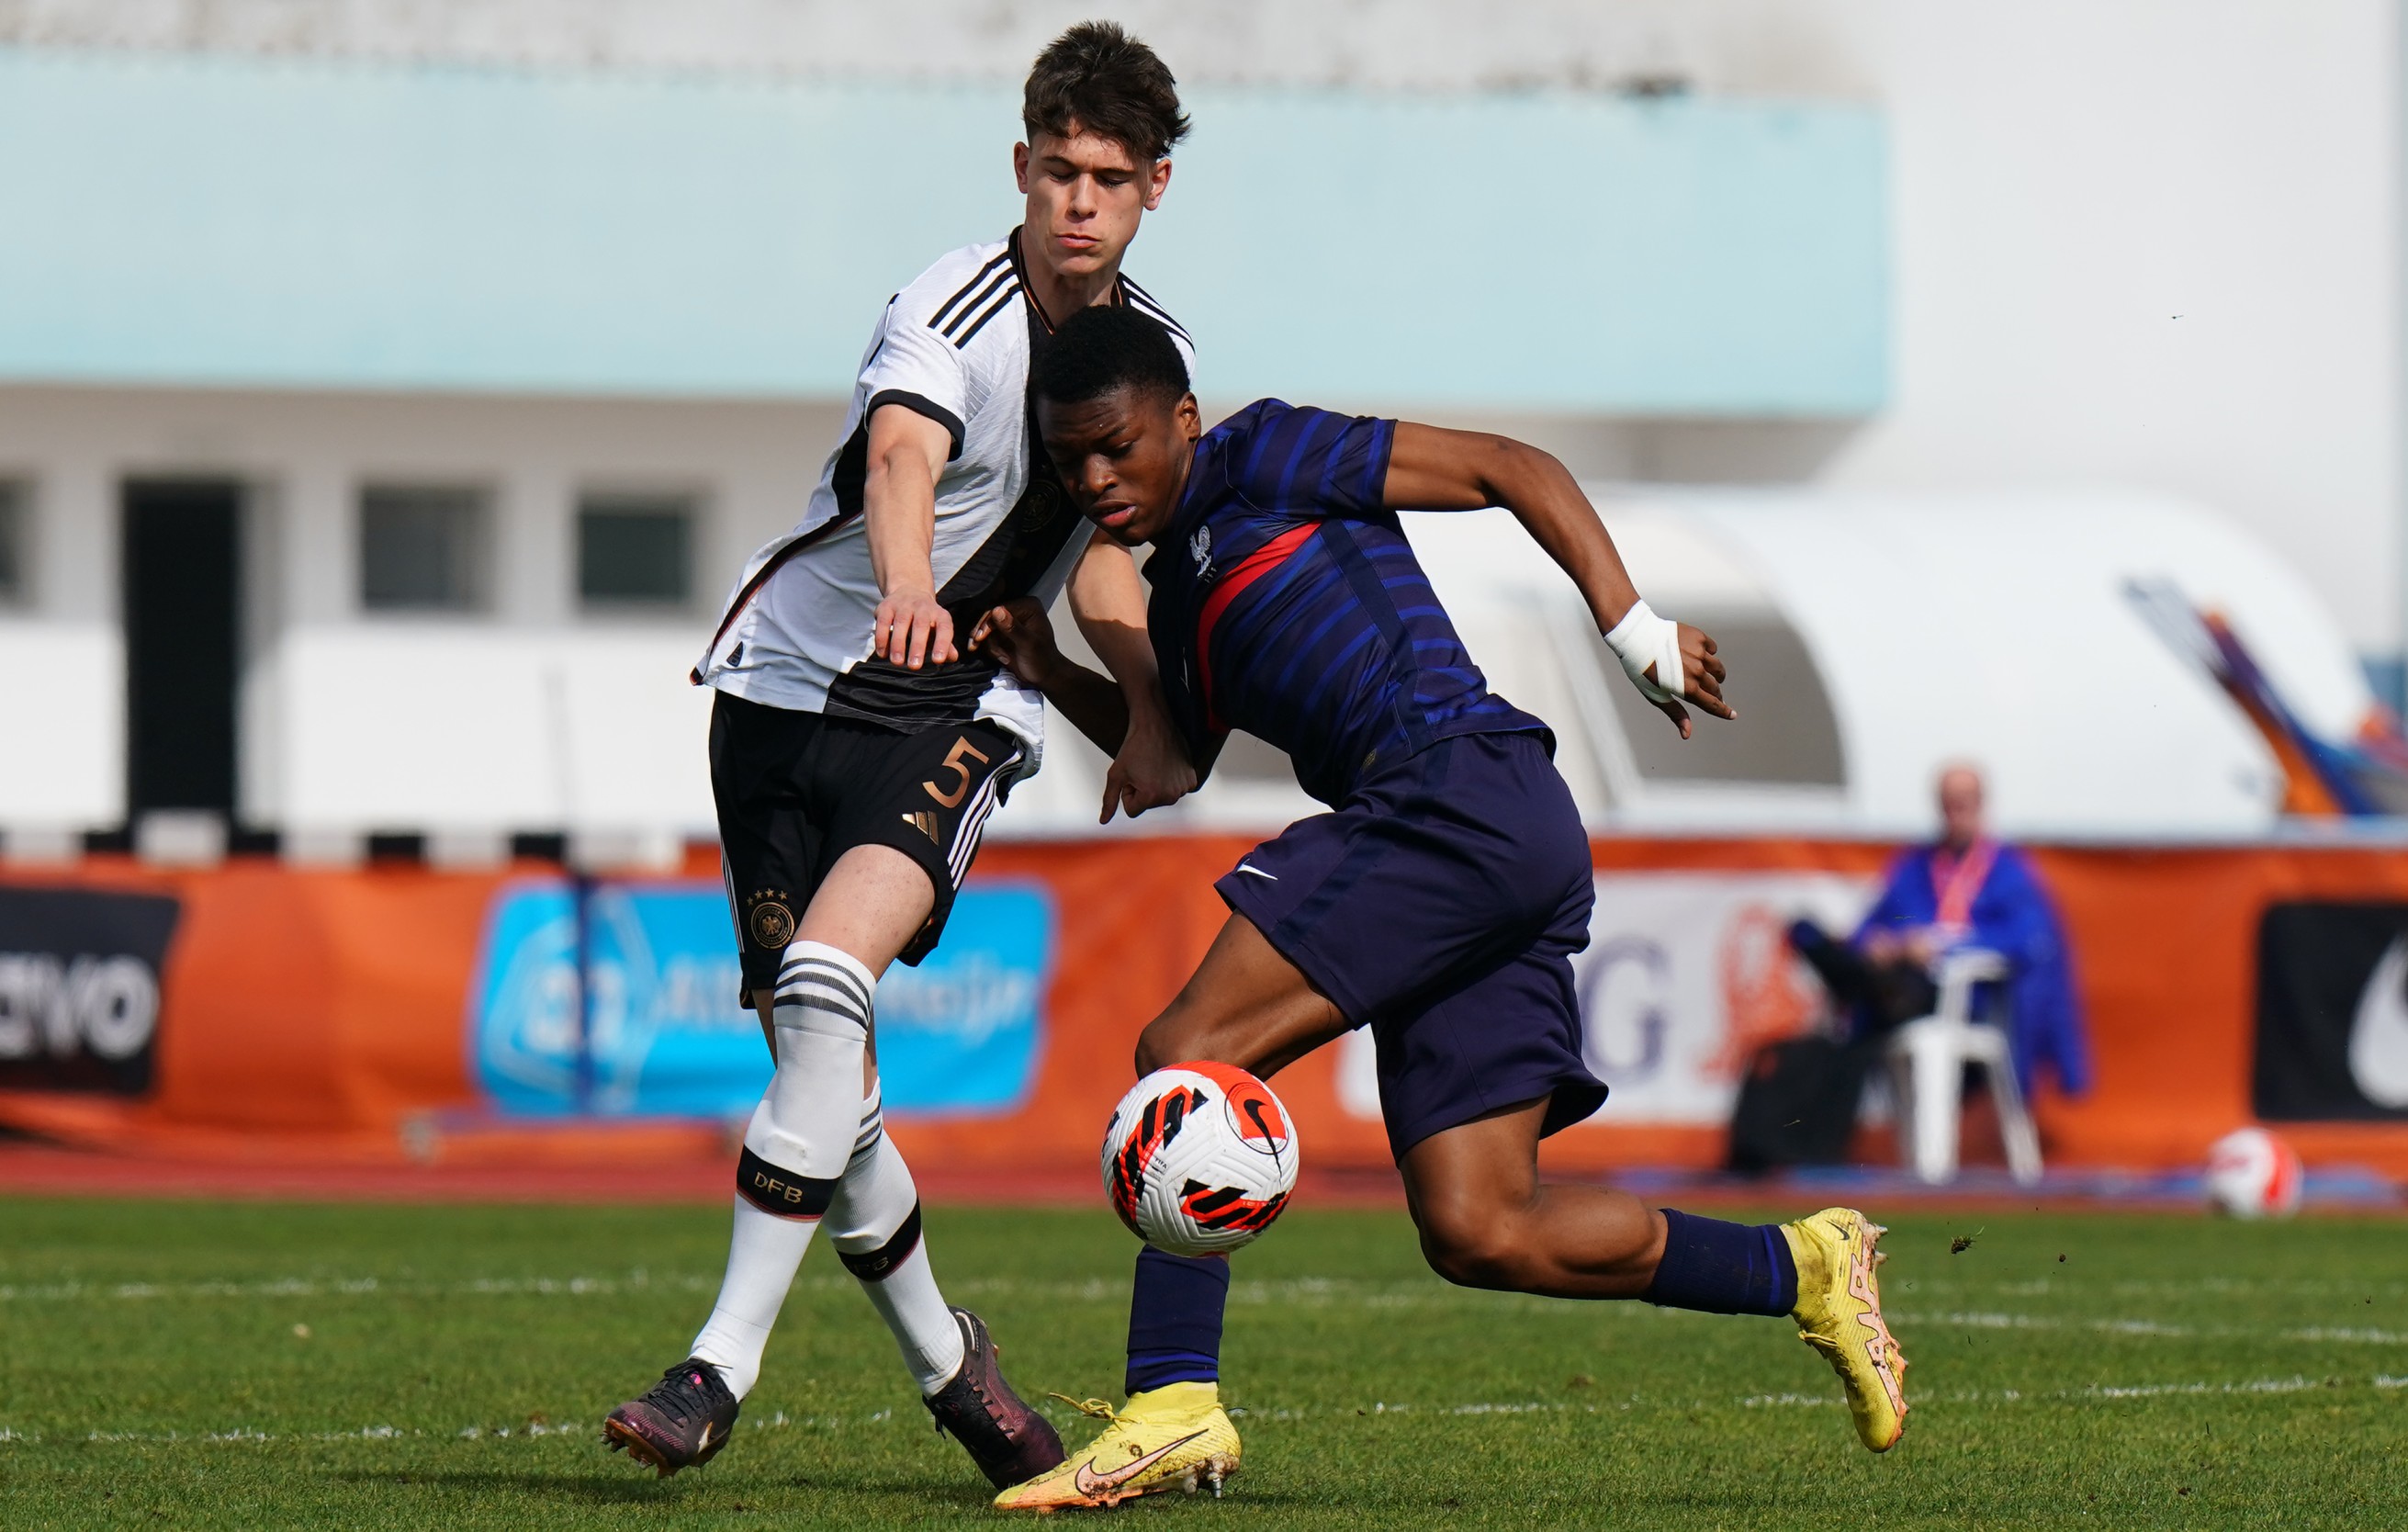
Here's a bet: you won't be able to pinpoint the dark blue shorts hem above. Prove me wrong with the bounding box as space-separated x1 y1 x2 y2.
1377 1072 1613 1161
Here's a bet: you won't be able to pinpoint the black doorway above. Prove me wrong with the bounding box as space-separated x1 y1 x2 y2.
122 479 242 820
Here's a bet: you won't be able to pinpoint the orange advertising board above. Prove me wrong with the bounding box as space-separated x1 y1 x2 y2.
3 837 2407 1177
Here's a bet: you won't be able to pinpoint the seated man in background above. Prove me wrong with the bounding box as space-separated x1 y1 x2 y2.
1788 762 2089 1098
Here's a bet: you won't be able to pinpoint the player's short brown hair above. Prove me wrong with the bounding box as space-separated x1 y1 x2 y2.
1022 21 1189 163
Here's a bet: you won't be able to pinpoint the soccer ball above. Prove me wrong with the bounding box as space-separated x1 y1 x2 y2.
2204 1127 2303 1220
1101 1062 1300 1257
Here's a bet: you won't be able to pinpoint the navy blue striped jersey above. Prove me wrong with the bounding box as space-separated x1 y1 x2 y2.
1143 400 1549 805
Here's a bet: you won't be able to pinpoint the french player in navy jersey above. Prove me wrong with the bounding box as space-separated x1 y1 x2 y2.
974 307 1910 1510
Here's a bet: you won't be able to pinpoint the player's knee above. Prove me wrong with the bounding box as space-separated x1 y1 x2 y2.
1416 1205 1529 1291
1133 1008 1216 1076
1132 1018 1183 1077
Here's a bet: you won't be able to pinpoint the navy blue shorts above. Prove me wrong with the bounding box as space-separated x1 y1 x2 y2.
1216 729 1606 1159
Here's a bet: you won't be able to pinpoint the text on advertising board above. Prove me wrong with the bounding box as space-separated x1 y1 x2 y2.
0 884 180 1096
467 879 1054 1118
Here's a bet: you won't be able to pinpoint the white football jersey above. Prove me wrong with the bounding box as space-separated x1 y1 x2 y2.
692 231 1195 766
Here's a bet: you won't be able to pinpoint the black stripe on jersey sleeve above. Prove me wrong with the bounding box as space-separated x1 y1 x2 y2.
1120 278 1193 338
940 267 1017 338
865 389 966 461
1124 289 1193 346
928 252 1010 331
951 284 1021 347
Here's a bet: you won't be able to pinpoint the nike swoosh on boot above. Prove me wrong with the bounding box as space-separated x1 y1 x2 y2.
1071 1429 1208 1497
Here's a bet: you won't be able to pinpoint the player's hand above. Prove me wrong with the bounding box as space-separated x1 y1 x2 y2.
1650 623 1736 739
968 597 1059 689
875 587 957 670
1103 709 1198 823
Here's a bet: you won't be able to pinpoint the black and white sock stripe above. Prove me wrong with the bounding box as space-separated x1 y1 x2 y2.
944 746 1024 888
771 952 874 1034
851 1088 886 1160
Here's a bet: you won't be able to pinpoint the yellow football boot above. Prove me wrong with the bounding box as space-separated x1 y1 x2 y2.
1783 1206 1909 1451
991 1381 1241 1512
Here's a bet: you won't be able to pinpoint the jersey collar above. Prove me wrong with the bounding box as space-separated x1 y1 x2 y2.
1161 434 1218 559
1009 225 1130 337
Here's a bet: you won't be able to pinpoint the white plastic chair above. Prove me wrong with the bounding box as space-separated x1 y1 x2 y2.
1885 949 2043 1186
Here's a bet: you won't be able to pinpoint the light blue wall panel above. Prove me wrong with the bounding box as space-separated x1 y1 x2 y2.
0 49 1885 414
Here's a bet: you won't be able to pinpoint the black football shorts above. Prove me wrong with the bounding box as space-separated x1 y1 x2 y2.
710 690 1026 996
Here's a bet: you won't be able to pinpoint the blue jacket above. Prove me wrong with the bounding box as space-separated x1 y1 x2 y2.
1854 843 2091 1097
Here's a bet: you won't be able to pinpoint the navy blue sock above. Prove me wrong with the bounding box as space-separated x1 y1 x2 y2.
1124 1245 1231 1395
1643 1209 1799 1317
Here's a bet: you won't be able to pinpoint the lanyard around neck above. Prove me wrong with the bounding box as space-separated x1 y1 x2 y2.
1930 839 1997 931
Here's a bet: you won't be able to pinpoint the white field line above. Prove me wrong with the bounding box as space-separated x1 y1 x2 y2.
1743 1374 2343 1407
8 1373 2395 1449
0 1273 1565 1312
0 1274 1332 1303
11 1272 2406 1344
11 1270 2398 1305
6 1408 917 1448
0 1274 720 1302
9 1274 2408 1359
1891 1311 2408 1346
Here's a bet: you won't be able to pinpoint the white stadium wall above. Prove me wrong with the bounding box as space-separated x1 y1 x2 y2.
0 387 842 848
0 623 121 828
5 2 2395 638
42 0 2389 655
0 1 2399 848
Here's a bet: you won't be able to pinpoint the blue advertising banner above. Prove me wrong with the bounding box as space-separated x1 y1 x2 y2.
467 879 1054 1119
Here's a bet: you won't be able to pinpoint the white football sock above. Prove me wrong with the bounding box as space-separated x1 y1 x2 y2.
828 1084 967 1395
687 1195 813 1399
688 941 875 1400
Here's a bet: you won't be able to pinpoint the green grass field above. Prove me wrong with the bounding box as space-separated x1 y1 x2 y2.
2 1197 2403 1530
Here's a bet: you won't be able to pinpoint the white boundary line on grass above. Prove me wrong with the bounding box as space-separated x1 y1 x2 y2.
1891 1310 2408 1346
9 1375 2405 1449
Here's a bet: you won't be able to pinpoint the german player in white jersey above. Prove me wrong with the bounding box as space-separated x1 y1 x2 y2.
602 24 1199 1491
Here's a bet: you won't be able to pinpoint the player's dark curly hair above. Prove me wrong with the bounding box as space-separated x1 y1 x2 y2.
1032 305 1190 411
1023 21 1189 163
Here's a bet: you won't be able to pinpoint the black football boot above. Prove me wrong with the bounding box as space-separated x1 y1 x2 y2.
923 1308 1067 1489
602 1357 741 1478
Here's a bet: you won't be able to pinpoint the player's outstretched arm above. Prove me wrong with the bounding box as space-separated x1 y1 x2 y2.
1067 532 1199 821
971 597 1132 760
1381 422 1735 738
864 404 960 670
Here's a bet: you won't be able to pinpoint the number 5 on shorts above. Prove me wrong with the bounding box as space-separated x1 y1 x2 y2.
923 736 991 809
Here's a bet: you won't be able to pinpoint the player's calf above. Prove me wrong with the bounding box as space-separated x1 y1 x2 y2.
1413 1195 1547 1291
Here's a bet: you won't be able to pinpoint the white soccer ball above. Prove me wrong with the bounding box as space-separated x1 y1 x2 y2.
2204 1126 2303 1220
1101 1062 1300 1256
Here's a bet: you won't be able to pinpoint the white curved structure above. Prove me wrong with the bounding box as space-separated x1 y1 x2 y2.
995 489 2364 841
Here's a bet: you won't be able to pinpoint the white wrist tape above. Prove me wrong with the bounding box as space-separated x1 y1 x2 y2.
1603 600 1683 705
